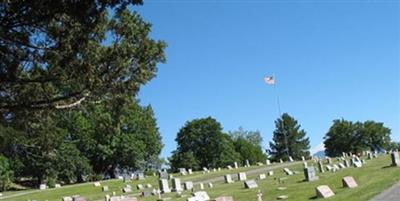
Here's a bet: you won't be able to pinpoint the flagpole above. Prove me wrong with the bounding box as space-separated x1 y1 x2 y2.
272 74 290 160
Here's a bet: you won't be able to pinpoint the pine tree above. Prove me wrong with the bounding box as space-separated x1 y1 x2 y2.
269 113 310 161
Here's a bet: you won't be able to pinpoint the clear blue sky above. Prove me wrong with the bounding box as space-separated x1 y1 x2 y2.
132 1 400 158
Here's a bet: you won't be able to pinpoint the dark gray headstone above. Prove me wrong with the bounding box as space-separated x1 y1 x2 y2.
304 167 319 181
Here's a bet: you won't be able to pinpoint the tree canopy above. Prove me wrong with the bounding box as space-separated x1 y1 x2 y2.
169 118 267 171
269 113 310 161
0 0 165 111
324 119 391 156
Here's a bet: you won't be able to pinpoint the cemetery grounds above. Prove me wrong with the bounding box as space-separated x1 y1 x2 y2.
1 154 399 201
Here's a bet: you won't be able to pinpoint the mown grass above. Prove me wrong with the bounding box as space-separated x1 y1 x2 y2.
2 155 399 201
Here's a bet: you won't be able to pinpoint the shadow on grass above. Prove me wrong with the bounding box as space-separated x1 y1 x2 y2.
381 165 394 169
309 195 318 200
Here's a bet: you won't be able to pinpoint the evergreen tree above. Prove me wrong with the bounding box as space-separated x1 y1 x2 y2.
269 113 310 161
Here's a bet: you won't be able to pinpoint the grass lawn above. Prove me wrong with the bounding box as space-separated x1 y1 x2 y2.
2 155 399 201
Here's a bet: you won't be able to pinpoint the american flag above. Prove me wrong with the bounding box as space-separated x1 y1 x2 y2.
264 76 275 85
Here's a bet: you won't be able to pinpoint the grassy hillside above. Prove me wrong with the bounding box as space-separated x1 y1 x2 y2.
2 154 399 201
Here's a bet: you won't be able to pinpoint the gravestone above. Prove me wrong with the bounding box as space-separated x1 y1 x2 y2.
333 164 340 170
326 157 332 164
146 183 152 188
244 180 258 189
288 156 294 162
304 167 319 182
238 172 247 181
234 162 239 169
39 184 47 190
184 181 193 190
303 162 308 168
62 197 73 201
316 185 335 198
72 196 86 201
188 169 193 174
266 159 271 165
391 152 400 166
135 172 145 180
102 186 109 192
55 184 61 188
227 165 233 170
141 191 152 197
123 186 132 193
179 168 187 176
279 159 283 163
224 174 234 183
344 160 350 167
338 163 346 169
367 152 373 159
215 197 234 201
159 179 171 193
258 173 266 180
246 159 250 167
326 165 334 172
159 171 168 180
342 176 358 188
268 171 274 176
188 191 210 201
277 195 288 200
171 178 183 192
257 191 263 201
208 183 213 188
199 183 204 190
283 168 293 175
137 184 144 190
302 156 305 161
318 161 324 173
353 161 362 168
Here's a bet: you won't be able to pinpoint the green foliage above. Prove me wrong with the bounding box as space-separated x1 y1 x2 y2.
234 137 267 165
0 0 165 111
170 117 239 171
64 96 163 177
386 141 400 150
324 119 391 156
269 113 310 161
169 151 200 172
0 155 13 191
229 127 263 146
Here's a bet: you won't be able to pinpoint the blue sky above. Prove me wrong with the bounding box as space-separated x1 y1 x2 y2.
133 1 400 158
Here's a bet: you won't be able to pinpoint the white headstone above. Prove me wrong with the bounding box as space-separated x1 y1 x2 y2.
266 159 271 165
184 181 194 190
159 179 171 193
238 172 247 181
234 162 239 169
258 173 266 180
244 180 258 189
224 174 234 183
391 152 400 166
289 156 294 162
39 184 47 190
171 178 183 192
199 183 204 190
